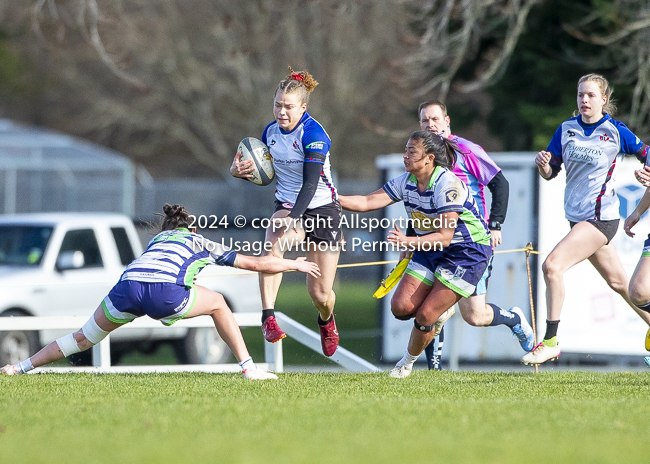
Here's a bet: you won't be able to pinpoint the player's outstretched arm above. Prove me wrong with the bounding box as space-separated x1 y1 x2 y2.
339 189 394 212
234 255 321 278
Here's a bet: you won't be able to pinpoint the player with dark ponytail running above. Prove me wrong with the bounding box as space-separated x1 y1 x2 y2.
340 131 493 378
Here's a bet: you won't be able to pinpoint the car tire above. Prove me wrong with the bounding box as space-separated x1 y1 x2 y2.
0 310 40 366
173 327 232 364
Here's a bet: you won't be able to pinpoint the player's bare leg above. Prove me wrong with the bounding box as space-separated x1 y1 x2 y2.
259 209 306 342
306 245 340 356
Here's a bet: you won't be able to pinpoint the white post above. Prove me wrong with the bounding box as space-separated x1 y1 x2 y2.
448 304 460 371
92 336 111 368
264 339 283 373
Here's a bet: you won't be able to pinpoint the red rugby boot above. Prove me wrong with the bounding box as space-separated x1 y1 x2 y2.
261 316 286 343
318 314 339 357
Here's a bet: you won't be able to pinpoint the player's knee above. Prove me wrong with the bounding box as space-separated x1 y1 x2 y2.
629 282 650 306
211 292 228 309
74 331 94 351
415 307 438 326
390 296 413 319
309 288 330 308
542 257 558 280
56 331 92 357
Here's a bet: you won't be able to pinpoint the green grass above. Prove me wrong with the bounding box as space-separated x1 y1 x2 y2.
2 371 649 463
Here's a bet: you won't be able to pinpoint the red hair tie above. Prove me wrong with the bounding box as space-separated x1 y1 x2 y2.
291 73 304 81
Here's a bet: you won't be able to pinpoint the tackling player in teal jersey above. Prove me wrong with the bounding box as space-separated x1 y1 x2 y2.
2 204 320 379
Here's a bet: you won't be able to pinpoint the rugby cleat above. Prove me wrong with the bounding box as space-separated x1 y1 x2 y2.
645 328 650 351
389 364 413 378
261 316 286 343
645 357 650 369
318 314 339 357
521 338 561 365
434 306 455 337
509 306 535 352
1 364 20 375
242 369 279 380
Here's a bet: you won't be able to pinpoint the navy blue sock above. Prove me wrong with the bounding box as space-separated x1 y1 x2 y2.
488 304 520 328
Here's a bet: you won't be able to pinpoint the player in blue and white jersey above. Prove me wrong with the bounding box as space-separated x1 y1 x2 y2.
339 131 493 378
1 204 320 379
523 74 650 366
230 68 342 357
418 100 534 370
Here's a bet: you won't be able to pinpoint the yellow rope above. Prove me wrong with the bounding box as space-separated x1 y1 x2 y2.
197 246 548 278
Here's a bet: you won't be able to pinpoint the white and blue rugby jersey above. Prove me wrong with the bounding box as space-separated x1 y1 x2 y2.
262 111 337 209
120 229 236 287
547 114 649 222
383 167 491 246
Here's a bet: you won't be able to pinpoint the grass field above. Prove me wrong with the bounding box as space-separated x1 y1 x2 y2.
2 371 649 463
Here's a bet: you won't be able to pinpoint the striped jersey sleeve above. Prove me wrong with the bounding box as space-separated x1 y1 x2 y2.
434 172 466 214
383 172 409 202
122 230 236 287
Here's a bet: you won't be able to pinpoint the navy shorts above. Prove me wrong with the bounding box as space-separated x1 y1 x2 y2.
405 243 492 298
102 281 196 326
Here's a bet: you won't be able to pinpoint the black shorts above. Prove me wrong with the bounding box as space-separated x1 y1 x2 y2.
274 200 344 245
569 218 619 244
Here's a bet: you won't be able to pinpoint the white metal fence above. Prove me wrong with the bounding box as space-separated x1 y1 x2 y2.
0 312 381 374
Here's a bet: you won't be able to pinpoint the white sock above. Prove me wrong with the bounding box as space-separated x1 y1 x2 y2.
238 357 256 371
18 358 34 374
396 350 419 369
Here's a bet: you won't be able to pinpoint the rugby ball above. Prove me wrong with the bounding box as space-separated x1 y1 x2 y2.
238 137 275 186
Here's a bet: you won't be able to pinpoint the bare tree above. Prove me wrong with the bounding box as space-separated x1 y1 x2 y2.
563 0 650 139
406 0 542 100
1 0 414 177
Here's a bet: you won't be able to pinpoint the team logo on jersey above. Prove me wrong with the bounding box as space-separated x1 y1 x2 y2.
567 130 576 137
292 141 301 151
268 139 276 146
444 189 458 202
600 133 610 142
306 141 325 151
